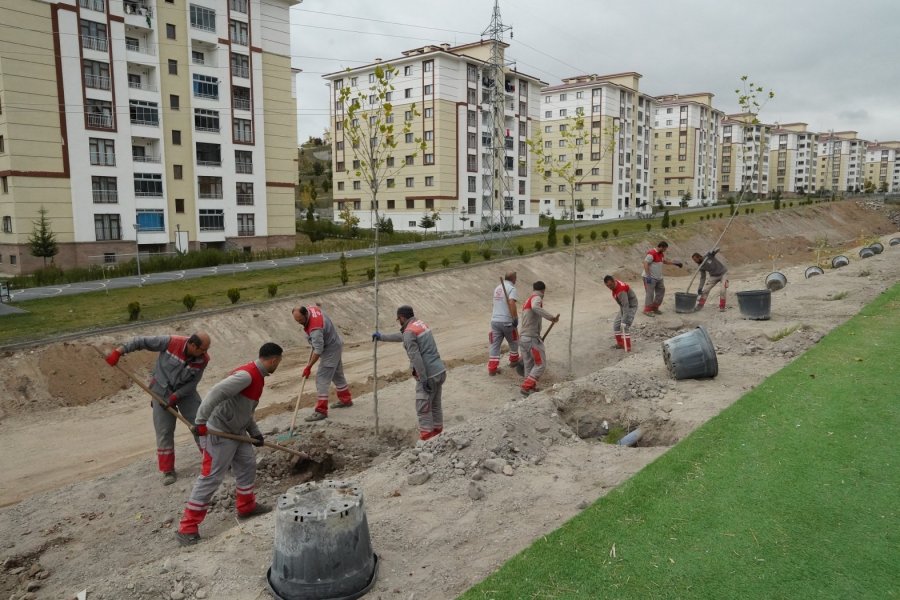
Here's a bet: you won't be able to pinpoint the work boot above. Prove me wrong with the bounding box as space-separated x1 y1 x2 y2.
652 309 663 315
643 309 656 317
304 411 327 422
238 503 272 520
162 471 177 486
489 368 500 376
175 531 200 546
419 430 437 441
329 400 353 409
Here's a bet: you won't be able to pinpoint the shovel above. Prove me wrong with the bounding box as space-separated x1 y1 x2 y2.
541 314 561 341
94 347 310 463
278 349 314 442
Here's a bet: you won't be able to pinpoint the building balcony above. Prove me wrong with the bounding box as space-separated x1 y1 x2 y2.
92 190 118 203
79 0 105 12
87 113 114 129
132 154 160 163
90 152 116 166
237 227 255 237
135 190 163 197
82 36 108 52
128 80 156 92
235 162 253 174
130 117 159 127
84 74 111 90
195 126 220 134
199 192 224 199
232 66 249 79
233 98 251 111
230 0 248 13
126 40 156 56
236 193 254 205
197 160 221 167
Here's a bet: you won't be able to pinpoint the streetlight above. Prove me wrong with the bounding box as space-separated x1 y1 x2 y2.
134 222 142 287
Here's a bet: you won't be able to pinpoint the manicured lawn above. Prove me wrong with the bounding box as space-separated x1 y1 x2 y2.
461 283 899 599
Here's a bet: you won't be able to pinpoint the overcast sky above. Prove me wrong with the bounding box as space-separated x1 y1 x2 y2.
289 0 900 145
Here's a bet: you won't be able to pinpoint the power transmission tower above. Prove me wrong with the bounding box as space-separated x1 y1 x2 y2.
480 0 515 253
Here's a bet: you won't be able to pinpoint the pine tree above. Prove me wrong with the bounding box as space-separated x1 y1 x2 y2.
547 217 558 248
28 206 59 266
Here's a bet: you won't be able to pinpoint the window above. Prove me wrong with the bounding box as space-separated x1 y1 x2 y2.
230 0 247 13
235 150 252 173
86 99 113 129
196 142 221 166
173 165 183 180
233 86 251 111
544 110 552 118
0 136 4 153
134 173 163 197
352 180 361 190
199 209 224 231
168 59 178 75
404 110 412 121
236 181 254 205
166 23 176 40
82 60 110 90
237 213 255 236
136 209 165 232
170 95 180 110
405 133 414 143
544 185 551 192
192 74 219 99
404 66 412 76
80 19 108 50
467 155 477 172
192 50 205 65
423 60 433 72
424 107 433 118
386 157 394 167
405 177 414 187
89 138 115 166
175 198 185 213
406 199 415 209
231 53 249 78
559 109 567 117
1 216 11 232
94 214 122 241
468 176 476 193
425 176 434 187
233 118 252 142
189 4 216 32
424 84 433 95
198 176 223 198
387 200 395 209
386 179 394 188
194 108 220 132
405 155 414 166
92 176 117 203
129 100 159 126
425 199 434 209
229 20 248 45
172 130 182 145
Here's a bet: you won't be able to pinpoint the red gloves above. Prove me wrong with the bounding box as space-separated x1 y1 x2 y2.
193 424 208 436
166 394 179 408
105 349 122 366
302 365 312 379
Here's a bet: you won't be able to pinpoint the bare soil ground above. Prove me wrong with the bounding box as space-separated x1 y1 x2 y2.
1 201 897 600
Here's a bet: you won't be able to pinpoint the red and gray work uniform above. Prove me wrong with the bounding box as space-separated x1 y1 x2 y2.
697 252 729 309
519 291 554 394
303 305 352 416
178 360 269 535
610 280 638 346
380 319 446 436
643 248 667 313
120 335 209 474
488 279 520 374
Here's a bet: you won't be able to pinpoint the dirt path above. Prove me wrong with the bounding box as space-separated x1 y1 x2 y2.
0 202 896 599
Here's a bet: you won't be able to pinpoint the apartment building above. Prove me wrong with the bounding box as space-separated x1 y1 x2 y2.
324 41 545 233
718 113 770 198
652 93 722 207
0 0 298 275
815 131 867 194
863 141 900 192
767 123 818 195
536 72 654 221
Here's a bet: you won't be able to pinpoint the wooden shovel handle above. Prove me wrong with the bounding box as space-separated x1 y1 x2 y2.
206 429 309 460
541 315 561 341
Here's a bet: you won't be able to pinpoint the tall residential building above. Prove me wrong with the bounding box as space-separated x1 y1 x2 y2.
0 0 298 275
766 123 819 195
816 131 867 194
652 92 722 207
718 113 770 198
863 141 900 192
324 41 545 233
536 72 654 221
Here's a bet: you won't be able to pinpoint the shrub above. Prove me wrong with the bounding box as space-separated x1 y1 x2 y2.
339 252 349 285
744 208 750 215
718 212 724 218
601 230 609 239
590 231 597 241
547 217 558 248
562 234 572 246
661 209 670 229
418 260 428 272
534 240 544 251
612 228 619 237
393 263 400 276
679 218 685 226
576 233 583 243
267 283 278 297
227 288 241 304
481 248 492 261
517 244 525 255
182 294 197 311
645 223 652 232
789 202 794 207
127 301 141 321
366 268 375 281
750 208 755 213
441 257 450 268
461 250 472 264
773 198 782 210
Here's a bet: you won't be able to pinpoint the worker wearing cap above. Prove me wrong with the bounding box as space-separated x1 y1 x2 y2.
104 332 211 485
518 281 559 397
292 305 353 422
373 305 446 441
488 271 522 376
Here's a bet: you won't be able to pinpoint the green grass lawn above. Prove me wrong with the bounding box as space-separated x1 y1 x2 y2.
0 201 779 346
461 283 899 599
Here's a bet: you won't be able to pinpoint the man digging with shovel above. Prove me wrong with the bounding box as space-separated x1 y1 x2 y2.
104 332 211 486
292 305 353 422
176 342 284 546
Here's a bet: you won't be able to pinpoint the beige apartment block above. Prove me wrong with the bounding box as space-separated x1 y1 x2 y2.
863 141 900 193
652 92 722 208
816 131 867 194
0 0 298 276
536 72 654 221
767 123 819 195
324 41 545 233
718 113 771 198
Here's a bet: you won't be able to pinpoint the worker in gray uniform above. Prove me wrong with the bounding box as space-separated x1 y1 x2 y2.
372 305 446 441
519 281 559 397
488 271 523 376
692 249 729 311
175 342 283 546
292 305 353 422
105 332 211 485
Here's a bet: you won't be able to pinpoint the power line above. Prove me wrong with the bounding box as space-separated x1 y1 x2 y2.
293 8 480 36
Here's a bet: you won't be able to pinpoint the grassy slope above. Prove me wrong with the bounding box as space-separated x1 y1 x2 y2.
462 283 899 599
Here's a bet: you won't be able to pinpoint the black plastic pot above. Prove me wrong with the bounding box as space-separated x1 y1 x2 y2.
831 255 850 269
765 271 787 291
736 290 772 320
890 237 900 246
859 247 875 259
804 266 824 279
662 326 718 379
870 242 884 254
674 292 698 313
